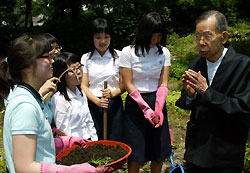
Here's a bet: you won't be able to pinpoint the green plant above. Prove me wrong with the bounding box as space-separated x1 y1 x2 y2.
244 141 250 172
166 90 190 119
166 33 199 81
228 22 250 57
88 156 112 167
167 33 199 62
140 163 151 173
0 100 7 173
0 150 7 173
170 60 188 81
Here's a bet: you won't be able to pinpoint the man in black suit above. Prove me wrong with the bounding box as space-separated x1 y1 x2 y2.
176 10 250 173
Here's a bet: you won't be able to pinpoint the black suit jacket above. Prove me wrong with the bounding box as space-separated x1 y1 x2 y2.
176 45 250 168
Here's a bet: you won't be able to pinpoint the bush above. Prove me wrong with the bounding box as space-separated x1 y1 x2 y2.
244 141 250 173
166 33 199 62
170 60 188 81
0 150 7 173
0 101 6 173
228 22 250 57
166 33 199 81
166 90 190 119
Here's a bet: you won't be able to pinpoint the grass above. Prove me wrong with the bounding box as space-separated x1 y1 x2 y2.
0 99 7 173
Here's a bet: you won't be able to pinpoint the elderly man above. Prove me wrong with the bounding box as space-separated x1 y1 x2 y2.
176 10 250 173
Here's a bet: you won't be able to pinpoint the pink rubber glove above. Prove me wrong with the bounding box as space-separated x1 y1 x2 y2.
40 161 106 173
52 127 67 137
129 89 159 125
54 136 90 154
155 86 168 126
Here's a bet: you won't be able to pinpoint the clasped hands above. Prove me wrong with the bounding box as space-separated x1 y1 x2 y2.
182 69 208 97
98 88 112 108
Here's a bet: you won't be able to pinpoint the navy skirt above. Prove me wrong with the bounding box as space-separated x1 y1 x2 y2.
124 92 172 164
88 96 124 142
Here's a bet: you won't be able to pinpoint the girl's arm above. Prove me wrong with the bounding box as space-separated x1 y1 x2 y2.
154 66 171 128
13 134 40 172
39 77 60 97
86 112 98 141
102 72 125 98
51 97 70 135
80 73 109 108
121 66 160 127
158 66 170 87
120 67 136 93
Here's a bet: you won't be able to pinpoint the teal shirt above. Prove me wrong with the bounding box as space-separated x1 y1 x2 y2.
4 84 56 173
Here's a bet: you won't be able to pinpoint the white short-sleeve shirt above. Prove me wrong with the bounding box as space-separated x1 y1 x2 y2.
81 49 121 97
50 87 98 141
119 45 171 93
4 85 55 173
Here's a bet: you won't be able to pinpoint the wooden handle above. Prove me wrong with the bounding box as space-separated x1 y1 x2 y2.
42 68 71 103
103 81 108 140
43 91 54 103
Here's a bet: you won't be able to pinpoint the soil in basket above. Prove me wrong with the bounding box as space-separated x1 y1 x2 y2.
57 143 128 167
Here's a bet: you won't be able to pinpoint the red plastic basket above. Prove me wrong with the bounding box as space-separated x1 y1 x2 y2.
56 140 132 172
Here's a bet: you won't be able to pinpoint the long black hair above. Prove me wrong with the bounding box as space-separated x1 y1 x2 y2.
134 12 166 57
42 33 58 45
0 33 50 100
87 18 118 60
53 52 82 101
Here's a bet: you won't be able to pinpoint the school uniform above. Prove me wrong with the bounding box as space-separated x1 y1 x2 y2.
119 45 172 164
50 87 98 141
4 83 55 173
81 49 123 141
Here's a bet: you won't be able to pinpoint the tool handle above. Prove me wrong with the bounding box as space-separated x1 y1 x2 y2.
42 68 71 103
43 91 54 103
103 81 108 140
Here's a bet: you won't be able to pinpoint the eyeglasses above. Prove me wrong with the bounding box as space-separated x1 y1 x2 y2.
195 31 220 43
54 46 62 51
67 64 84 73
49 46 62 57
40 55 53 60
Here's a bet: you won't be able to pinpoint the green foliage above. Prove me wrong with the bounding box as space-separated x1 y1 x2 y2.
167 33 198 61
88 156 112 167
170 60 188 81
228 22 250 57
0 150 7 173
140 163 151 172
166 33 198 80
244 141 250 172
166 90 190 119
0 101 6 173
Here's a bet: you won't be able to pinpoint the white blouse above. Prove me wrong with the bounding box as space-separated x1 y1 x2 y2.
81 49 121 97
50 88 98 141
119 45 171 93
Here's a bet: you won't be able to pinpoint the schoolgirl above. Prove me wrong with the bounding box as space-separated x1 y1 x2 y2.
39 33 61 99
50 52 98 141
119 12 172 173
81 18 124 141
0 34 103 172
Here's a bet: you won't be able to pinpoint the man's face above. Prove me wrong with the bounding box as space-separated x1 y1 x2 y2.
195 16 225 62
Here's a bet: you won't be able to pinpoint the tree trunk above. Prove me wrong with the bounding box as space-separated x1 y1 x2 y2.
25 0 32 27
